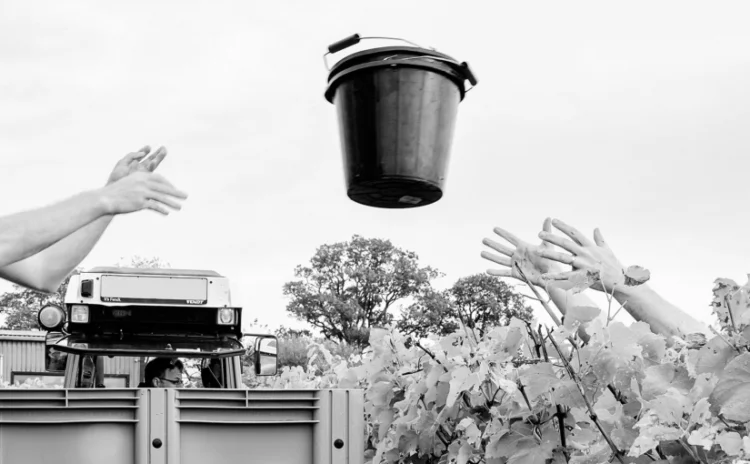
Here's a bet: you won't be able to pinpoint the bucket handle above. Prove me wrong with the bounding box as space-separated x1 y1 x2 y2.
323 33 478 92
323 33 425 70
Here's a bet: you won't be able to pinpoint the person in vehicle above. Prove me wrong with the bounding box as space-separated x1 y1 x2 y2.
143 357 185 388
201 358 224 388
0 145 187 293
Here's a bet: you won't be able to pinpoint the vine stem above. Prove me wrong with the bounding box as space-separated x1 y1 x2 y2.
678 438 704 464
724 294 738 334
415 341 448 372
709 326 741 354
535 326 570 462
514 262 593 345
420 397 451 447
545 327 625 464
514 263 562 326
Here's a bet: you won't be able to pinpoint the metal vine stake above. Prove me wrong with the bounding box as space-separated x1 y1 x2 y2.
545 326 626 464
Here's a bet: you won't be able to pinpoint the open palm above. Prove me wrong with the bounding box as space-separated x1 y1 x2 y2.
107 145 167 185
481 218 569 288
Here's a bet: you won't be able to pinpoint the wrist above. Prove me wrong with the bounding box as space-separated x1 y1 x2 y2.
91 187 115 216
612 281 650 300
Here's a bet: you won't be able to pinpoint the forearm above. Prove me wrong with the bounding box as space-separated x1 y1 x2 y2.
0 189 107 273
0 215 113 292
613 284 709 338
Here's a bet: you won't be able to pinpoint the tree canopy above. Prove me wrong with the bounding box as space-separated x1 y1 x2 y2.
283 235 439 347
397 273 533 339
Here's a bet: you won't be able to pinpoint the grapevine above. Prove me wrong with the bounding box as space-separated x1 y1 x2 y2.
259 275 750 464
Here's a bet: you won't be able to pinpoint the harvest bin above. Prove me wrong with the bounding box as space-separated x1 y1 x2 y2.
324 34 478 208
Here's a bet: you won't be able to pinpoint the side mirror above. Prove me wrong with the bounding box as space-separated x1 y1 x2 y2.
253 336 278 376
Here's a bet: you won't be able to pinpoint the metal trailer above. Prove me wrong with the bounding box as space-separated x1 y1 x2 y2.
0 387 364 464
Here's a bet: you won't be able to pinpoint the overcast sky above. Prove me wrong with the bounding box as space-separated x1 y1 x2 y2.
1 0 749 332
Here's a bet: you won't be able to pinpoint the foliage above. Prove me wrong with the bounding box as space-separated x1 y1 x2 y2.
283 235 439 348
249 274 750 464
397 274 533 339
0 378 63 389
115 255 171 269
275 325 313 338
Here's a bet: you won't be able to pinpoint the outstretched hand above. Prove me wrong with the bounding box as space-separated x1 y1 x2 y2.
101 171 188 216
481 218 568 288
100 145 187 216
537 218 627 293
107 145 167 185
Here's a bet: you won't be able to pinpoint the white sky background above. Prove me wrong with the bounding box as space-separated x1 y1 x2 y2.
1 0 749 333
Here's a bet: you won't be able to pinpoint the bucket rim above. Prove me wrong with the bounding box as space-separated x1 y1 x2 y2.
324 47 467 103
324 57 467 103
326 45 462 80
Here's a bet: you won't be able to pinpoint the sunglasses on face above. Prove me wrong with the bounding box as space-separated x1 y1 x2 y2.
158 377 184 386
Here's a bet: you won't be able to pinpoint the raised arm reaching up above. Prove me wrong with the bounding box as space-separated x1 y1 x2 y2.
0 146 187 292
537 218 709 338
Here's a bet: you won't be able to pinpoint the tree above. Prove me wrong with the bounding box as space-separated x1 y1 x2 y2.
115 255 171 269
0 256 170 330
0 273 77 330
275 326 313 338
397 273 533 339
283 235 439 347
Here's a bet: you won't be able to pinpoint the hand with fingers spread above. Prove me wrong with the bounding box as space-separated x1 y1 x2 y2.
100 171 187 216
101 144 187 216
536 219 627 293
481 219 603 342
481 218 565 288
107 145 168 185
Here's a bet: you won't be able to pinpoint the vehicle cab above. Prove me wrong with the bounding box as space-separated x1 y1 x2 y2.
37 267 277 388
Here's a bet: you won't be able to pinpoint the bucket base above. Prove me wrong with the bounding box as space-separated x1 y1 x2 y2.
347 177 442 209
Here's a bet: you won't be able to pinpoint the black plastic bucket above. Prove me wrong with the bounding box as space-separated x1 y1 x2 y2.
324 34 477 208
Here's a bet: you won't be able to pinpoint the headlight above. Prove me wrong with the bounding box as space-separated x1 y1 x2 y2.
217 308 235 325
71 305 89 323
38 305 66 331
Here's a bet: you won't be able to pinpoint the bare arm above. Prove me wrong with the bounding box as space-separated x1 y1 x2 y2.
0 153 187 292
612 283 708 338
538 219 709 339
0 146 169 292
0 215 114 292
0 190 109 273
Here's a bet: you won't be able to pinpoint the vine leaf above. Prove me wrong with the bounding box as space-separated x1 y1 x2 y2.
709 352 750 422
691 335 735 376
716 431 743 456
564 306 601 330
641 364 693 400
508 439 557 464
624 265 650 286
518 362 558 400
551 379 586 409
